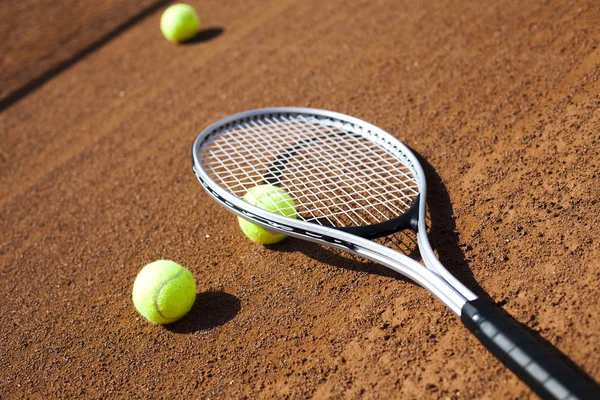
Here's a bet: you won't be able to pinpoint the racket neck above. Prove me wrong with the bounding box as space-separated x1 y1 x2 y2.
417 228 477 301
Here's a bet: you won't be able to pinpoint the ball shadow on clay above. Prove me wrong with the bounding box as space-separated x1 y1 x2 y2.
181 27 224 45
166 291 240 333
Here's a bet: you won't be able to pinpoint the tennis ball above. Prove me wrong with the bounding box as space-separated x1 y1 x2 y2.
160 4 200 43
132 260 196 324
238 185 297 244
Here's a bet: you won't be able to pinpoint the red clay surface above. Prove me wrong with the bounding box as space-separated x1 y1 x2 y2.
1 0 599 398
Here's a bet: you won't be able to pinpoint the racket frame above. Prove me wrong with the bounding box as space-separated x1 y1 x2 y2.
191 107 476 314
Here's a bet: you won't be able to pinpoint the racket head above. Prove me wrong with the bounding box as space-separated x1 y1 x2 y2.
191 107 428 240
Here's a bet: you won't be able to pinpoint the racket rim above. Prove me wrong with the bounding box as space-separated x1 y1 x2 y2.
191 106 476 308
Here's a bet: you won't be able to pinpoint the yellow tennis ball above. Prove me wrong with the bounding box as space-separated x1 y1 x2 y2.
238 185 297 244
132 260 196 324
160 4 200 43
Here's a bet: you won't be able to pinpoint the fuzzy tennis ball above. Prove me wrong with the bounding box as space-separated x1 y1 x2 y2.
238 185 297 244
160 4 200 43
132 260 196 324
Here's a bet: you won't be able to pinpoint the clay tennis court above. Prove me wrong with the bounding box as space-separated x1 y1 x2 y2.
1 0 599 398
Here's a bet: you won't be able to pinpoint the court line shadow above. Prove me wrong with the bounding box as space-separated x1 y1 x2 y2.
181 27 224 44
166 291 240 333
0 0 195 111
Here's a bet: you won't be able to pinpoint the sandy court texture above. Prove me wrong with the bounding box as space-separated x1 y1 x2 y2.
1 0 599 398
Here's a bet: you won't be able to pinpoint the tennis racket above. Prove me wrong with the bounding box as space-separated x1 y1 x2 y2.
191 107 599 399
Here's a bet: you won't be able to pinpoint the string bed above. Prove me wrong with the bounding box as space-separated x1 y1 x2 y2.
200 113 419 228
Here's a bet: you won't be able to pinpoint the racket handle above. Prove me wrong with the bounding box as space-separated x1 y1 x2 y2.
461 298 600 400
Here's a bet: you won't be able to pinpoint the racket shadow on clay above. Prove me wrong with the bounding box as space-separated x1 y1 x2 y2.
271 237 413 281
410 149 485 296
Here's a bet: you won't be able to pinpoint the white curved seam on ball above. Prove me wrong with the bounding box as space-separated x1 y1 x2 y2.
153 268 184 320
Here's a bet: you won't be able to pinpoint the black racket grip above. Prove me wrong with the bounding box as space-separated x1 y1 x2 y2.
461 298 600 400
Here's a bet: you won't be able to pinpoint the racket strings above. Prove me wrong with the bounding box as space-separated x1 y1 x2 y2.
200 114 419 228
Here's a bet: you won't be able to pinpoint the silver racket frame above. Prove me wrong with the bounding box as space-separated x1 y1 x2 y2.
192 107 477 315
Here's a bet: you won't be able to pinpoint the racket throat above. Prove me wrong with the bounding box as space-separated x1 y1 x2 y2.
335 194 421 239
